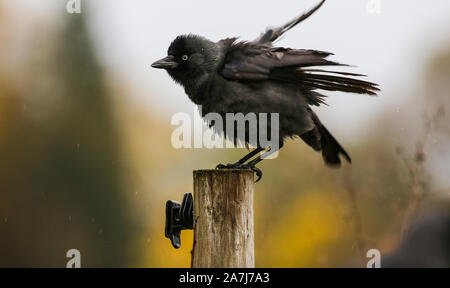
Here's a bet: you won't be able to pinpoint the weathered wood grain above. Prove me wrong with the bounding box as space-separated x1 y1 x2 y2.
192 169 254 268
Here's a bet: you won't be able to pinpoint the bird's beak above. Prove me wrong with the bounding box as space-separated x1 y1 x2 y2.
151 55 178 69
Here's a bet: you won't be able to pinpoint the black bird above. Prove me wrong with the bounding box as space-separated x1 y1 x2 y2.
152 0 379 182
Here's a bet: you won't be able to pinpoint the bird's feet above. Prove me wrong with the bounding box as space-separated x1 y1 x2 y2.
215 162 242 169
216 162 263 183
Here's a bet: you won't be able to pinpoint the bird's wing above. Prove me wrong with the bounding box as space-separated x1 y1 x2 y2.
222 43 339 80
220 42 379 105
254 0 326 44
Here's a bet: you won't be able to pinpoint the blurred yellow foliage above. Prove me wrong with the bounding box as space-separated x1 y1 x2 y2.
257 190 346 267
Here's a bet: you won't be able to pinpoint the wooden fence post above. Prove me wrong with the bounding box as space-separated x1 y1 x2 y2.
191 169 255 268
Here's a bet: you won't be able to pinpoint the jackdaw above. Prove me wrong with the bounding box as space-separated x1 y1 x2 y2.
152 0 379 181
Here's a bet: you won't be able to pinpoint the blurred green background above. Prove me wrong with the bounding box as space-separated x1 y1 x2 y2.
0 1 449 267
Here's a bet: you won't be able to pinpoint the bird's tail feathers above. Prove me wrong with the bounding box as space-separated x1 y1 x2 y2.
301 111 351 167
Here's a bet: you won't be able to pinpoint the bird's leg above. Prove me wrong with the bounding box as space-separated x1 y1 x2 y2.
241 146 280 182
216 147 265 169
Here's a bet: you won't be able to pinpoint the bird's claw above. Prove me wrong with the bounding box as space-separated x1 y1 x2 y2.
242 164 263 183
251 166 263 183
216 164 227 169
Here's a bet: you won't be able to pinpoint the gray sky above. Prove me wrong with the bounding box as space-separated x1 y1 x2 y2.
5 0 450 137
87 0 450 190
84 0 450 137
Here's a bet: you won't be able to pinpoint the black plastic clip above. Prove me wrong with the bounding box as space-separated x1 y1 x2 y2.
165 193 193 249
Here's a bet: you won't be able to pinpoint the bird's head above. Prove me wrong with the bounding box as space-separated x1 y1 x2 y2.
152 34 220 88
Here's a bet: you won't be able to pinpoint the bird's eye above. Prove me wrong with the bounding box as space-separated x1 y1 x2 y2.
181 55 189 61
